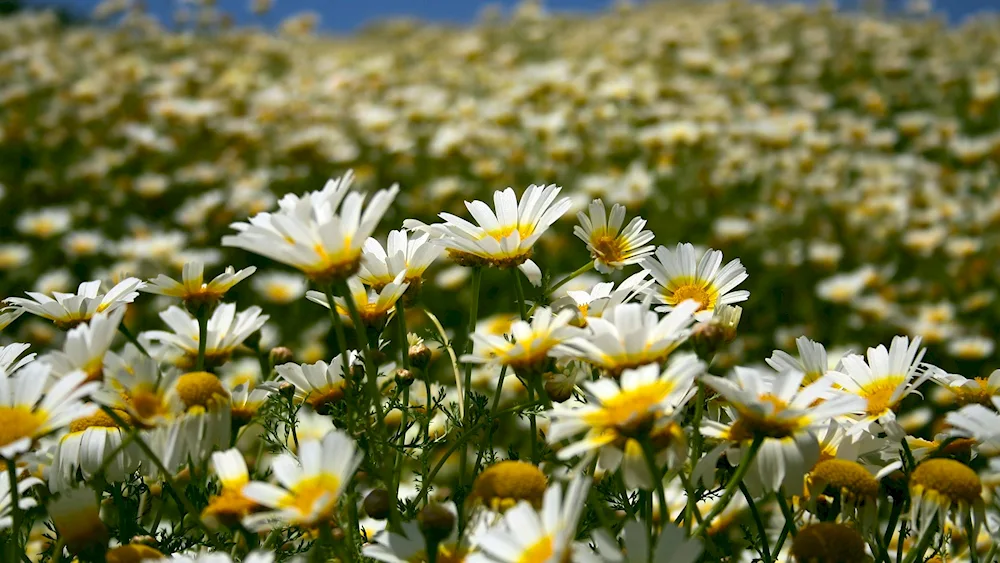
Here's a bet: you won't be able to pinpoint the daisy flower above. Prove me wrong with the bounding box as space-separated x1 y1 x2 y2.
547 355 703 489
359 229 442 290
555 270 652 326
50 407 140 491
0 342 35 375
203 448 260 528
142 261 256 308
144 304 269 369
909 458 985 538
642 242 749 321
0 469 42 530
555 301 699 377
826 335 932 437
274 352 357 411
469 476 590 563
306 273 408 327
241 429 363 531
573 199 654 273
48 488 107 555
943 397 1000 456
929 367 999 406
4 277 145 329
230 383 273 427
364 502 473 563
462 307 579 376
766 336 838 385
251 271 308 304
592 520 702 563
406 184 570 276
470 460 548 512
223 171 399 284
99 343 179 426
0 364 98 458
43 308 124 382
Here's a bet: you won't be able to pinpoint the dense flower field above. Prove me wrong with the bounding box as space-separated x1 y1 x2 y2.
0 1 999 561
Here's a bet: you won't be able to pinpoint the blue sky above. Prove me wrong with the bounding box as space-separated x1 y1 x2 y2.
28 0 1000 32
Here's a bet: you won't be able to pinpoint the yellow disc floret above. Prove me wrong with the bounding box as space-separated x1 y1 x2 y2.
175 371 230 410
105 544 166 563
910 459 982 505
808 459 879 500
0 406 45 449
68 409 130 433
471 460 548 511
791 522 867 563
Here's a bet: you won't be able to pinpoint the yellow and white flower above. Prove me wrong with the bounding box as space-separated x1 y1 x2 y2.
50 407 140 492
223 171 399 284
230 383 273 427
43 308 124 383
203 448 260 528
909 458 985 538
251 271 308 304
241 429 363 530
0 364 98 458
556 270 652 326
547 355 703 489
4 277 145 329
274 352 357 411
765 336 839 385
99 343 179 426
306 273 408 327
48 488 108 555
142 261 256 308
930 367 1000 407
462 307 579 375
144 304 269 368
826 335 932 437
359 229 442 290
943 396 1000 456
642 243 749 321
555 301 698 377
573 199 655 273
469 476 590 563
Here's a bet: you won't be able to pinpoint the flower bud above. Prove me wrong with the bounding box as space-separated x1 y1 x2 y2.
418 502 455 547
395 368 415 387
269 346 294 366
364 488 392 520
408 334 432 369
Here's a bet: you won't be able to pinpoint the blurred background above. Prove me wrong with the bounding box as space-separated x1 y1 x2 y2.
2 0 1000 427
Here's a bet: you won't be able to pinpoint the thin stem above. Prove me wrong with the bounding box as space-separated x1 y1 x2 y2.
528 383 538 464
740 483 772 563
421 307 461 415
775 492 798 537
323 284 355 434
549 261 595 294
488 365 509 416
5 456 22 562
880 499 903 563
391 385 410 520
685 382 707 533
458 268 482 491
511 268 528 320
195 307 209 371
396 302 410 370
901 516 938 563
99 407 224 550
640 439 668 538
117 323 150 357
967 519 980 563
50 537 65 563
693 436 764 537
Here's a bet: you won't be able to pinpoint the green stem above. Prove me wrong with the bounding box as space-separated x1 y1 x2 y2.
420 307 460 413
528 383 538 464
967 519 980 563
195 307 209 371
511 268 528 320
740 483 772 563
50 537 65 563
549 261 595 295
323 284 355 434
488 365 509 416
5 456 22 562
99 407 224 550
396 302 410 370
640 440 668 538
692 436 764 537
458 268 482 492
391 385 410 520
775 491 798 537
685 382 707 533
901 516 937 563
880 499 903 563
117 323 150 357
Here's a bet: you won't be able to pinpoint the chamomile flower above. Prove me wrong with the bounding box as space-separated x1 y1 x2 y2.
0 365 98 458
144 304 269 369
99 344 179 426
203 448 259 528
229 383 273 427
766 336 838 385
359 230 442 290
251 271 308 304
0 342 35 375
471 460 549 512
943 397 1000 456
826 336 931 437
909 458 985 538
407 184 570 273
805 458 880 528
43 308 124 382
0 470 42 530
142 261 256 308
50 407 140 491
4 277 145 329
242 429 363 530
48 488 108 555
592 520 702 563
223 171 399 284
461 307 578 376
306 273 408 327
930 368 1000 406
642 242 749 321
555 301 698 377
469 476 590 563
555 270 652 326
547 355 703 489
573 199 654 273
274 352 357 411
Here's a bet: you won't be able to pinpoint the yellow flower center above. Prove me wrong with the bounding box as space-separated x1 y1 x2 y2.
808 459 879 499
175 372 229 410
69 409 130 433
861 377 904 416
729 394 804 440
127 388 170 422
202 490 259 528
791 522 866 563
954 377 993 406
407 544 469 563
0 406 46 448
667 279 715 311
583 380 674 431
472 460 548 511
283 474 343 517
105 544 166 563
484 224 532 243
910 459 982 504
306 383 347 410
264 283 295 303
517 535 554 563
590 232 626 264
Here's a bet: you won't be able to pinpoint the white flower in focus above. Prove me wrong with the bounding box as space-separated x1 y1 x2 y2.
556 270 652 325
359 230 442 290
766 336 840 385
142 261 256 308
0 364 98 458
306 273 408 327
642 243 749 321
462 307 579 375
223 171 399 284
573 199 654 273
144 304 269 368
4 277 145 329
274 352 357 411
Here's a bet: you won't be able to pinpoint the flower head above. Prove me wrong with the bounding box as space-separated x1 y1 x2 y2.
573 199 654 273
306 273 408 327
359 230 442 291
4 277 145 329
471 460 549 512
274 352 357 411
203 448 260 528
909 458 985 538
144 304 269 369
142 261 256 309
0 364 98 458
462 307 578 376
766 336 837 385
642 243 749 321
43 308 124 383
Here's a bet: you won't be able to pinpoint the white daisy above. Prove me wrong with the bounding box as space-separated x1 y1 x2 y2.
4 277 145 329
144 303 269 369
242 429 363 530
943 397 1000 456
306 273 408 327
0 364 98 458
555 301 698 377
48 487 107 555
50 407 141 492
573 199 654 273
0 343 35 375
930 368 1000 407
43 308 124 383
223 171 399 284
359 229 442 290
555 270 652 326
642 242 749 321
765 336 840 385
142 261 256 308
202 448 259 528
274 352 357 411
462 307 579 375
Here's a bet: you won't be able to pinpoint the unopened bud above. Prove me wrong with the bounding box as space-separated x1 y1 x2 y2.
543 372 574 403
408 335 432 369
269 346 294 365
395 368 415 387
418 502 455 547
363 488 392 520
